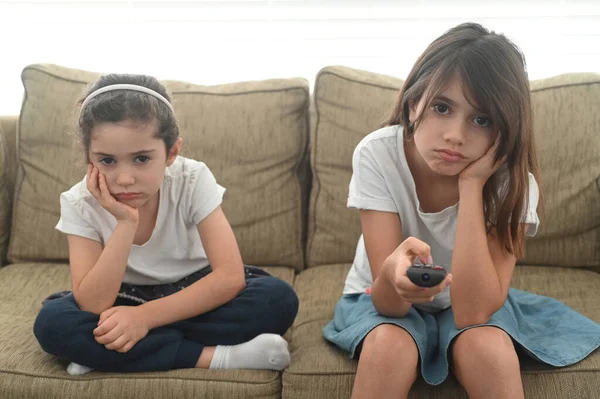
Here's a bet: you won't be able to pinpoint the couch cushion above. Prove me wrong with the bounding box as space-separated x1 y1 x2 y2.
0 116 18 203
0 263 295 399
306 66 403 267
8 64 309 271
523 74 600 267
306 66 600 268
0 126 10 265
285 264 600 399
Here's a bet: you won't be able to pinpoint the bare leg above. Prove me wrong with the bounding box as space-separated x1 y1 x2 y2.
351 324 419 399
452 326 524 399
196 346 216 368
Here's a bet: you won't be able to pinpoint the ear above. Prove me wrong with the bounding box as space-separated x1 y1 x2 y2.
166 137 183 166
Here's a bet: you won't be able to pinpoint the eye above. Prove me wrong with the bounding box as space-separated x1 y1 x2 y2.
99 158 115 165
432 103 450 115
135 155 150 164
473 116 492 127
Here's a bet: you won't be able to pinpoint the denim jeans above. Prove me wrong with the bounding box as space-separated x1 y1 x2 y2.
33 265 299 372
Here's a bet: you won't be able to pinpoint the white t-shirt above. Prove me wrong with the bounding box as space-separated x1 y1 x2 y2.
56 156 226 285
343 125 540 312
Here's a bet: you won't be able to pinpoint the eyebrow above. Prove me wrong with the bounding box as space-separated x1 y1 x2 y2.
433 95 457 106
91 149 157 157
433 95 485 113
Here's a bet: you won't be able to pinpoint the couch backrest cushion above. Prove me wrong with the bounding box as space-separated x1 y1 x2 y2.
307 66 600 268
306 66 403 267
8 64 310 271
522 74 600 266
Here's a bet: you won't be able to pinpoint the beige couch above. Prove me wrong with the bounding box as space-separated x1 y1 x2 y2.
0 64 599 399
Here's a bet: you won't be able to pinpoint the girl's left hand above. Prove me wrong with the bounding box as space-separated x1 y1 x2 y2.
93 306 150 353
459 136 506 186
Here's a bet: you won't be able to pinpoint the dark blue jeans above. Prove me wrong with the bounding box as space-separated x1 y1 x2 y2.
33 266 299 373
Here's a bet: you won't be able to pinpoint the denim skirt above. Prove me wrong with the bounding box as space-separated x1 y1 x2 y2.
323 288 600 385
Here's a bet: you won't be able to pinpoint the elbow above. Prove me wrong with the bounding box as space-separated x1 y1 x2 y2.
372 293 410 318
226 270 246 298
451 290 505 329
374 305 410 319
73 290 113 315
371 299 388 316
233 274 246 295
77 304 110 316
453 301 502 330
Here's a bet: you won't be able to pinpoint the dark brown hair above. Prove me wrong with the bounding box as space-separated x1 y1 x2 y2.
78 74 179 163
387 22 543 259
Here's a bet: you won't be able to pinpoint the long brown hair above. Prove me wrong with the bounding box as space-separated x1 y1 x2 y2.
387 22 543 259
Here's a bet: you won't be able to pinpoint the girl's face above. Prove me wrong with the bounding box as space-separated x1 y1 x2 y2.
88 119 180 210
409 76 498 177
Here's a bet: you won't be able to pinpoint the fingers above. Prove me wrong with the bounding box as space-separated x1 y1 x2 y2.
493 156 508 173
493 133 501 146
395 275 428 294
95 325 122 345
98 173 113 202
86 164 101 199
117 340 136 353
86 164 92 184
94 316 118 337
86 164 114 204
397 236 432 265
491 136 506 162
104 335 128 351
98 307 118 326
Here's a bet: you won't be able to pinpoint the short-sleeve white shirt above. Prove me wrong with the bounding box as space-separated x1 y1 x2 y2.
56 156 226 285
343 125 540 312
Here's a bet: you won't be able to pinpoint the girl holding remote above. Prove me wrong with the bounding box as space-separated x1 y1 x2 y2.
323 22 600 399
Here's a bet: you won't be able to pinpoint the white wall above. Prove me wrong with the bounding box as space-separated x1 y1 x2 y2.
1 0 599 115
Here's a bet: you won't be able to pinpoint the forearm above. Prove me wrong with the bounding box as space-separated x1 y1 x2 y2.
371 260 412 318
74 222 136 314
450 181 502 328
139 268 246 329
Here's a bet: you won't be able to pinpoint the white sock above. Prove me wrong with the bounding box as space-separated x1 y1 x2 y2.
209 333 290 370
66 362 93 376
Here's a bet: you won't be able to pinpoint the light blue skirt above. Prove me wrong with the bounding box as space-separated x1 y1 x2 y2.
323 288 600 385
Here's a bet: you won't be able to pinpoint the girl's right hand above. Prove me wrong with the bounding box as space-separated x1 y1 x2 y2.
87 164 139 225
383 237 452 304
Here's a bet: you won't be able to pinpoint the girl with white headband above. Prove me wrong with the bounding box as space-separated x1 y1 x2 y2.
33 74 299 375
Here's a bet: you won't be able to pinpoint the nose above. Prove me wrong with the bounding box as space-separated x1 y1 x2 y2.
443 118 467 146
116 168 135 187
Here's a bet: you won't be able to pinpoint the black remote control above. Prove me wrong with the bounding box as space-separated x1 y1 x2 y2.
406 264 447 288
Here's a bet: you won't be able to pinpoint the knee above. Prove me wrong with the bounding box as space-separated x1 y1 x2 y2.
452 327 519 372
33 296 87 352
260 277 298 313
34 299 69 351
361 324 419 369
250 277 299 331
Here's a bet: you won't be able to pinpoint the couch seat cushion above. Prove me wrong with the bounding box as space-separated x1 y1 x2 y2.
0 263 295 399
285 264 600 399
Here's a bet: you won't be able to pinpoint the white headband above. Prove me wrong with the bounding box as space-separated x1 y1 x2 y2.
80 84 174 113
